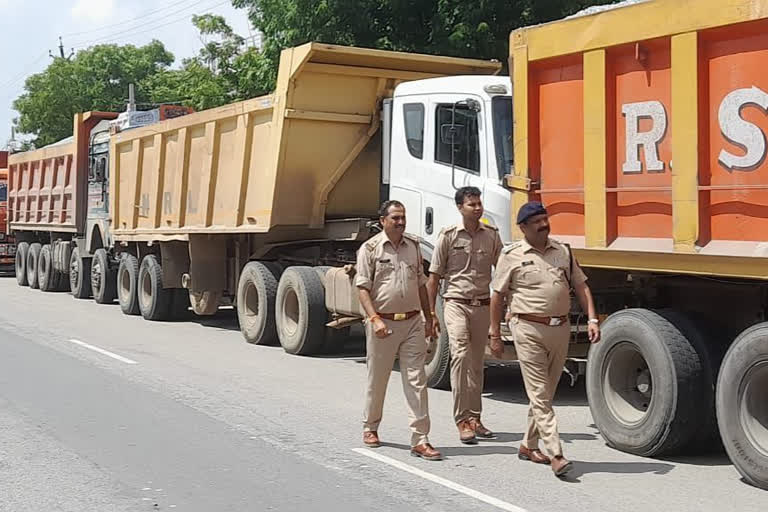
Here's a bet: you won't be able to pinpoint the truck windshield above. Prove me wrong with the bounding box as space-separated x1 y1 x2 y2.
492 96 513 181
0 183 6 202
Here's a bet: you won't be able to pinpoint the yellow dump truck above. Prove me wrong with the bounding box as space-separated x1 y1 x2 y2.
107 42 504 358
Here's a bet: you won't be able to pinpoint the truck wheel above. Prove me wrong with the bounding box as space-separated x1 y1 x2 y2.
38 244 56 292
15 242 29 286
26 243 42 289
237 261 279 345
586 308 711 456
91 248 116 304
117 254 140 315
138 255 171 321
717 323 768 491
425 295 451 390
69 247 92 299
276 266 326 355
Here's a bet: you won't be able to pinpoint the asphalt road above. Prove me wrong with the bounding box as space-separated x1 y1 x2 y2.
0 277 766 512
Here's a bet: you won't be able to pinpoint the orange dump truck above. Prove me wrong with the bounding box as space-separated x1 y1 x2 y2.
509 0 768 490
0 152 15 272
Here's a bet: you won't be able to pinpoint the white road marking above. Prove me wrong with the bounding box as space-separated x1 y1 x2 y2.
352 448 529 512
66 339 138 365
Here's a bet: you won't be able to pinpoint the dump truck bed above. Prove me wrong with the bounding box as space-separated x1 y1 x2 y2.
7 112 117 234
509 0 768 280
110 43 500 241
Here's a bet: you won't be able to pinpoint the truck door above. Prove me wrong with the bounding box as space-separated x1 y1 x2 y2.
481 95 514 243
389 94 487 252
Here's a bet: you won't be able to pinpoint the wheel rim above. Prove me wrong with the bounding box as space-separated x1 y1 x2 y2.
70 257 79 287
244 281 259 319
740 360 768 457
119 266 131 300
283 286 300 337
603 342 653 425
141 270 152 308
91 258 102 294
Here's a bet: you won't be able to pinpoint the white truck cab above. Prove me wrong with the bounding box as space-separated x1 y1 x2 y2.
384 75 514 259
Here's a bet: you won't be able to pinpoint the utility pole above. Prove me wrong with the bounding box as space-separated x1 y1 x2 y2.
49 36 74 61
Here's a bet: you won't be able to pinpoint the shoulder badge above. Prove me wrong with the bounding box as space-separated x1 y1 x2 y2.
364 233 382 252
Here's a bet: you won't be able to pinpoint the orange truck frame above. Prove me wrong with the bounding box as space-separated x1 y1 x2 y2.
509 0 768 490
0 151 15 272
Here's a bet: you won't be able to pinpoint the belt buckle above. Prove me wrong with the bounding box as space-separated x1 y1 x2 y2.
394 313 406 321
549 317 563 326
470 298 480 307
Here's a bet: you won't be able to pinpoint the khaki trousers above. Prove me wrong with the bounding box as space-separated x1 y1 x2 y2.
512 317 570 458
444 301 489 424
363 315 430 447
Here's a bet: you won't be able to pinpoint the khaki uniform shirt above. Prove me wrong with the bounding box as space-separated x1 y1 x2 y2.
355 231 426 314
429 223 503 300
490 238 587 316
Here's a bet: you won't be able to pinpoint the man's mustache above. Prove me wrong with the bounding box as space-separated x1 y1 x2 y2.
538 226 549 233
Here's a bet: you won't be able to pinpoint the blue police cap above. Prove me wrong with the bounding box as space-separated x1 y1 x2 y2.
517 201 547 224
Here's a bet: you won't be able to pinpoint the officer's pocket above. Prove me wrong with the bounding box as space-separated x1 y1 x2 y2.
375 262 396 284
518 267 545 286
548 266 566 284
448 242 470 271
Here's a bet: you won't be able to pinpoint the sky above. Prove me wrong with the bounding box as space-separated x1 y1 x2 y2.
0 0 254 146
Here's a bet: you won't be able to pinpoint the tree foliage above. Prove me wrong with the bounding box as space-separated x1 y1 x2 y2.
12 1 621 145
13 41 173 147
233 0 622 92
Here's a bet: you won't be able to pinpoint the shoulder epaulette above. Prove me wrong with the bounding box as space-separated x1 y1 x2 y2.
484 223 499 231
403 232 420 244
502 241 521 254
364 234 381 252
439 225 458 236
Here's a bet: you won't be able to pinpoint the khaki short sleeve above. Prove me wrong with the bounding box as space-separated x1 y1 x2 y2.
428 230 450 276
491 252 514 293
354 246 374 290
492 231 503 265
571 258 588 286
416 243 427 287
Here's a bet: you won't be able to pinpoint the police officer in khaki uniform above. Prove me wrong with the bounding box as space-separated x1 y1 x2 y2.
427 187 503 445
355 200 442 461
489 201 600 477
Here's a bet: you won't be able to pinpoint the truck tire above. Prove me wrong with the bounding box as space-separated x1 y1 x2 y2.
586 308 711 456
117 254 140 315
26 243 41 289
276 266 326 355
91 248 116 304
69 247 92 299
237 261 279 345
716 323 768 491
425 295 451 389
138 255 171 321
15 242 29 286
38 244 57 292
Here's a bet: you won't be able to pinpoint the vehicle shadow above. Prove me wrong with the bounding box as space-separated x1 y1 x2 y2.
483 364 589 407
559 459 675 483
378 441 519 458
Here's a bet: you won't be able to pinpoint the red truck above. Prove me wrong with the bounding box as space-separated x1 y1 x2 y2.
0 151 15 273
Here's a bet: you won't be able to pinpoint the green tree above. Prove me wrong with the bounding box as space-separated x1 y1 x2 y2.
13 41 174 146
143 14 273 111
233 0 622 92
